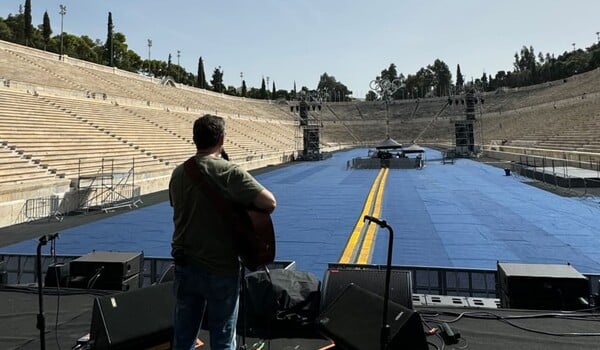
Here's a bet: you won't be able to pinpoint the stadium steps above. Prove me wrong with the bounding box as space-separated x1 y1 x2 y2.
7 50 86 92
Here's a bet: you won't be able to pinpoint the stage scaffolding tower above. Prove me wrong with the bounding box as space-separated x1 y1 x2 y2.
290 92 323 161
76 157 142 213
450 88 484 157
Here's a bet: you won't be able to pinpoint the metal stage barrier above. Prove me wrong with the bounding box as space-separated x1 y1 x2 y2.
0 253 295 288
2 254 599 298
327 263 600 298
24 196 63 222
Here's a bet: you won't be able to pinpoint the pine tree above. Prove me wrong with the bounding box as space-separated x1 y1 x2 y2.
42 11 52 50
24 0 32 46
104 12 114 66
211 67 224 93
197 57 208 88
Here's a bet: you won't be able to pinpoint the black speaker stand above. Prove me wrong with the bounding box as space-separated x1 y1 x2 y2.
363 216 394 350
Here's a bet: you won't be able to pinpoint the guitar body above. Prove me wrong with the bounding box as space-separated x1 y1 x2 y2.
232 208 276 271
184 157 276 271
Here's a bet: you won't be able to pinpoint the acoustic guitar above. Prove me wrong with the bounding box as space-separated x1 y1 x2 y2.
230 206 275 271
184 157 275 271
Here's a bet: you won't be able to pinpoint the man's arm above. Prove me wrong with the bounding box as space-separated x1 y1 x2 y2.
253 188 276 213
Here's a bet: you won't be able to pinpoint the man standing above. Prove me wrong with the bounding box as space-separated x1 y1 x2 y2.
169 114 276 350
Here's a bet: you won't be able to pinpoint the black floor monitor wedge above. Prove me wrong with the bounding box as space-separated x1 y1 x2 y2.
317 283 427 350
89 282 174 350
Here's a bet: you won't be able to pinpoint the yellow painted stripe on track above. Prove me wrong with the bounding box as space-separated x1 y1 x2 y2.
338 168 385 264
357 167 389 264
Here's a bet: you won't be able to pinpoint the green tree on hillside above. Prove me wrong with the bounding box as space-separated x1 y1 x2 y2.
428 59 452 96
365 90 377 101
41 11 51 50
113 33 142 72
4 13 24 43
481 72 488 91
317 73 352 101
379 63 398 82
211 67 224 93
377 64 407 99
0 18 12 41
71 35 99 63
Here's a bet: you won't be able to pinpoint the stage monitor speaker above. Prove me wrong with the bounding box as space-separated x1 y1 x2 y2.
44 262 69 287
90 281 175 350
497 262 590 310
69 251 143 290
70 251 142 279
317 284 427 350
322 268 413 310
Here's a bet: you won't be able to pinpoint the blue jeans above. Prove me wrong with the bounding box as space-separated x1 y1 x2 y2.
172 264 240 350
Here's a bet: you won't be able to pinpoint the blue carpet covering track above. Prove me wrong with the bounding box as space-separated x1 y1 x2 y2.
4 148 600 278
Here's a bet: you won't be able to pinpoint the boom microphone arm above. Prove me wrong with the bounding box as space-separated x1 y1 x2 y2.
363 215 387 228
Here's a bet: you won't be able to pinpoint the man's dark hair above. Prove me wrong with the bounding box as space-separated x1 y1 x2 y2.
193 114 225 150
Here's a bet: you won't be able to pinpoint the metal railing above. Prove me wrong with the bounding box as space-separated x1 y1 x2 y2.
328 263 600 298
24 196 63 222
514 155 600 194
3 254 599 298
0 253 296 288
0 253 172 287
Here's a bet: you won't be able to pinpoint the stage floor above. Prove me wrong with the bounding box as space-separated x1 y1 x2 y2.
3 148 600 279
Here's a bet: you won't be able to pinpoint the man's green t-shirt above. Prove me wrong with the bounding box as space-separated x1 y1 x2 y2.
169 155 264 275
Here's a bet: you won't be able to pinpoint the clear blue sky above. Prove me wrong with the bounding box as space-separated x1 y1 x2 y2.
1 0 599 98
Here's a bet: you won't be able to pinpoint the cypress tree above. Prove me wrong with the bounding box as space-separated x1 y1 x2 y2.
456 64 464 93
104 12 114 66
260 78 266 99
42 11 52 50
24 0 32 46
197 56 208 88
272 81 276 99
241 80 247 97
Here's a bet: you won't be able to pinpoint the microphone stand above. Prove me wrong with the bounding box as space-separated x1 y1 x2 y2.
239 264 248 350
36 233 59 350
363 216 394 350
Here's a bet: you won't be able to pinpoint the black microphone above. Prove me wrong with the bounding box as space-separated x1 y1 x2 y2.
363 215 387 228
38 232 59 245
221 149 229 161
47 232 59 241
